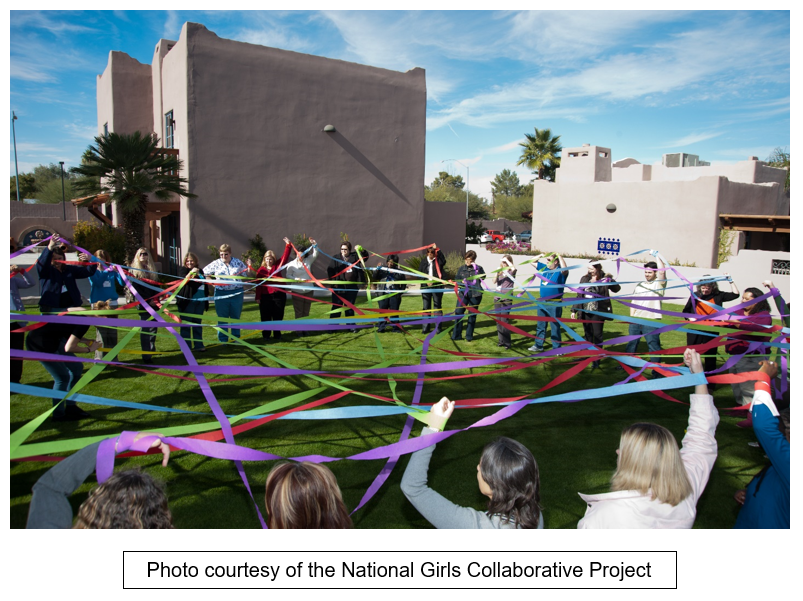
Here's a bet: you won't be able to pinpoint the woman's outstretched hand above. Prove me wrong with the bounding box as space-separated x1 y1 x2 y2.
428 397 455 431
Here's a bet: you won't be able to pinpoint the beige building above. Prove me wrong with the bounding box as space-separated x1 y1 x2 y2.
532 144 789 269
92 22 464 275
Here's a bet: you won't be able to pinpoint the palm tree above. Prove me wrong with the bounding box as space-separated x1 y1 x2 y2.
71 132 195 262
516 128 562 181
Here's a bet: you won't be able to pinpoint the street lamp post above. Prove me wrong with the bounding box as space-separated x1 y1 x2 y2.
441 159 469 220
12 111 20 202
59 161 66 220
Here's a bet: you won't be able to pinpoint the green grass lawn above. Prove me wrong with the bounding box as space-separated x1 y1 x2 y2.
10 293 776 529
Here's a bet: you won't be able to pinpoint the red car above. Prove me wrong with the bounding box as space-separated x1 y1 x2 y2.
480 230 505 243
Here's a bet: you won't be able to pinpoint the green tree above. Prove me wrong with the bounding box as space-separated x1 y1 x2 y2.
34 177 76 204
10 173 37 201
424 185 491 219
490 169 522 197
495 195 533 223
516 127 562 181
428 171 465 190
71 131 196 263
765 146 790 191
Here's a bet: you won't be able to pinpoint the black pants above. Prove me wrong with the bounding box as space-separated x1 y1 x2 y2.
139 310 157 354
260 292 287 340
11 321 25 384
377 293 402 331
582 317 605 365
494 298 512 347
331 288 359 326
422 287 444 332
687 333 718 374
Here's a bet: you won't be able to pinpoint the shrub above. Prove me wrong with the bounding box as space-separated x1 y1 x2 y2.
72 220 126 264
443 251 464 280
207 245 219 261
405 255 422 273
293 233 312 253
241 233 267 266
485 240 535 256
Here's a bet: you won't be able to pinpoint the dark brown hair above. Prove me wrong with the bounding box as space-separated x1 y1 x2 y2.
480 437 541 529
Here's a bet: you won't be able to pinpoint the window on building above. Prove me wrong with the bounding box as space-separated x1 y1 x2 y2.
771 259 790 276
103 122 109 137
165 111 174 148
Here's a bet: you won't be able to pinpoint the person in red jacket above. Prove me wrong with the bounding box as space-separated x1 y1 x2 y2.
248 237 292 342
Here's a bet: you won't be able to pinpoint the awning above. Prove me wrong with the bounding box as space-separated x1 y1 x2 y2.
719 214 789 233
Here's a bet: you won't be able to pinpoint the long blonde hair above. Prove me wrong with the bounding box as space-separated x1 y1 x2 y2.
611 423 692 506
261 250 277 269
264 462 352 529
129 247 156 280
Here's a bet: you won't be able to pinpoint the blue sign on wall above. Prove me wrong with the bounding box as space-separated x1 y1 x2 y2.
597 237 620 255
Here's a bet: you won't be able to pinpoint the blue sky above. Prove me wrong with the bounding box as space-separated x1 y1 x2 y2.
9 9 790 201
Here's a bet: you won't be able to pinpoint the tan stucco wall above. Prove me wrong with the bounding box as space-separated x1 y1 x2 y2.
717 178 785 215
172 23 427 266
531 177 722 268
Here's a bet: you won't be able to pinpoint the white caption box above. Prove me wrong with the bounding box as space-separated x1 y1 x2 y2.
124 550 676 589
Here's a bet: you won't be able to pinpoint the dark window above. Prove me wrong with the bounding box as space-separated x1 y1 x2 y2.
165 111 174 148
103 122 109 136
771 259 790 276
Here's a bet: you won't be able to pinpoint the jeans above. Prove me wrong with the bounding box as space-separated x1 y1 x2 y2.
39 352 84 417
452 295 481 341
495 298 512 347
625 322 662 355
535 304 563 350
377 293 402 331
95 314 118 360
421 286 444 332
259 292 287 340
213 289 244 343
179 300 206 348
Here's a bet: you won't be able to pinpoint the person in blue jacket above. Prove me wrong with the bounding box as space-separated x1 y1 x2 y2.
88 249 123 359
734 360 790 529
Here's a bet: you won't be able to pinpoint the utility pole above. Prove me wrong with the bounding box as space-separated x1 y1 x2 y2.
12 111 20 202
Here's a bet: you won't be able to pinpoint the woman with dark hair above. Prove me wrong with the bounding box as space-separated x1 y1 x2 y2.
248 237 292 341
176 252 211 352
571 261 620 371
27 432 172 529
421 244 447 334
37 233 97 314
401 397 543 529
578 349 718 528
451 250 485 342
726 287 773 410
327 240 369 332
373 254 407 333
734 361 789 529
25 303 105 421
264 462 352 529
128 247 160 364
682 273 740 375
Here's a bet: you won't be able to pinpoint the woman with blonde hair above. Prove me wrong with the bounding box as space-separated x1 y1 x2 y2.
128 247 159 364
577 348 719 528
203 244 249 344
264 462 352 528
248 237 292 342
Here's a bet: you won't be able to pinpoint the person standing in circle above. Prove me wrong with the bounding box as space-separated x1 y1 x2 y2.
203 244 248 344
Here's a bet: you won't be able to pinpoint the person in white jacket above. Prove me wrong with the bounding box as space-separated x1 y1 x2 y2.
577 348 719 528
284 238 318 334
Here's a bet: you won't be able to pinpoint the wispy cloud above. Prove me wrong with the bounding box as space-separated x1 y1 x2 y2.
486 140 522 154
663 131 723 148
64 122 99 141
163 10 182 39
12 12 98 35
228 13 316 54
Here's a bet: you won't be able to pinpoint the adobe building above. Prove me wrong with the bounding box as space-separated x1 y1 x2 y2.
531 144 789 269
90 22 464 275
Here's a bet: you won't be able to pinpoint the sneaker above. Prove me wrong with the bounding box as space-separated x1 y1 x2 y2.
748 441 761 448
528 345 543 353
